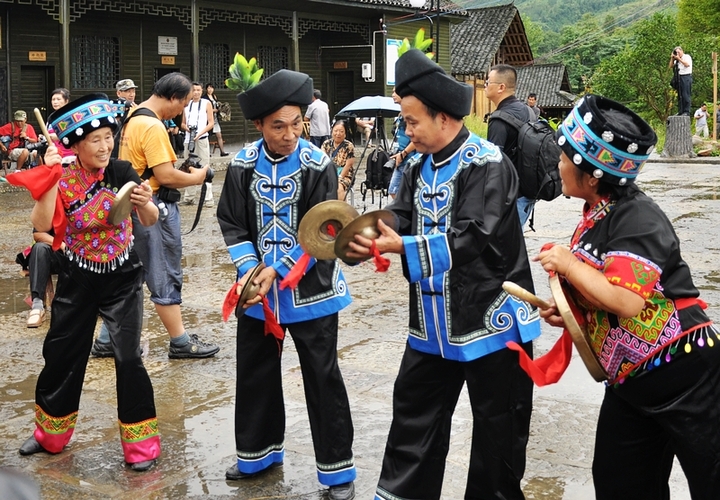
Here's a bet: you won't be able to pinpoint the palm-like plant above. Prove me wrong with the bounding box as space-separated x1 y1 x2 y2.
396 28 434 60
225 53 264 92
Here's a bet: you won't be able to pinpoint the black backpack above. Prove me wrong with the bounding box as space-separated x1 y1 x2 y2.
364 148 392 191
489 110 563 202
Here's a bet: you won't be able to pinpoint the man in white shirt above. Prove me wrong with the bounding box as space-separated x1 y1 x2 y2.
669 46 692 116
694 104 709 138
304 89 331 148
180 81 214 207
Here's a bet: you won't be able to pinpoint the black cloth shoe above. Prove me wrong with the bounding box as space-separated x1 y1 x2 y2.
91 339 114 358
329 481 355 500
19 435 48 456
220 152 230 157
128 459 156 472
168 334 220 359
225 461 282 480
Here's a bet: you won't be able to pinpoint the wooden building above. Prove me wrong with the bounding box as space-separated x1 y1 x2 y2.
0 0 464 142
515 63 576 121
451 3 575 121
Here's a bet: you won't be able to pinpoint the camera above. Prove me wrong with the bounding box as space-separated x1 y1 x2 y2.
26 137 48 155
179 153 214 183
673 49 678 56
187 125 198 153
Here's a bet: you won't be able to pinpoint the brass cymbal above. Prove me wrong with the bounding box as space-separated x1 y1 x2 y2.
334 209 399 263
107 181 138 225
298 200 359 260
236 262 266 317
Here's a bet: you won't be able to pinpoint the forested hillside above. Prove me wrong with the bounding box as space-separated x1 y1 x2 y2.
515 0 668 32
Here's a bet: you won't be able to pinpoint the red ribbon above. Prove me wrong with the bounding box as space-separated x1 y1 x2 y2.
221 282 284 356
7 164 66 251
506 240 573 386
222 282 241 322
370 240 390 272
279 252 311 290
507 329 573 387
262 296 285 356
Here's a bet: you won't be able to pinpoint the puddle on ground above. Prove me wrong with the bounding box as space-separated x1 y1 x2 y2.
0 275 31 315
672 211 707 222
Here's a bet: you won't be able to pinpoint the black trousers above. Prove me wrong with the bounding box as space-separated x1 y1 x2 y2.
678 74 692 115
234 313 354 470
35 261 156 441
28 242 66 303
377 342 534 500
593 336 720 500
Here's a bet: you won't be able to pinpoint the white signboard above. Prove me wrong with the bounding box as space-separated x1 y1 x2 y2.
158 36 178 56
386 39 403 86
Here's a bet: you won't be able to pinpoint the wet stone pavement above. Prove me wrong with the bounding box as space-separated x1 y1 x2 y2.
1 154 719 499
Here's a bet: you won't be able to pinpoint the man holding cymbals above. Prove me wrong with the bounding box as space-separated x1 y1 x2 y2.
345 49 541 500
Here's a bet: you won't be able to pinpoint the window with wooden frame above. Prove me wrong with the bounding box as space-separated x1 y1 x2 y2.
71 35 120 89
257 46 289 78
200 43 231 88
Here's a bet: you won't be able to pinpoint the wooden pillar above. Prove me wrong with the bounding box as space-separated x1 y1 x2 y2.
662 115 693 158
713 52 717 141
191 0 199 81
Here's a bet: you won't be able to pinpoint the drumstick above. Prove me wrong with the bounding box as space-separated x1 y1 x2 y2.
33 108 51 138
502 281 552 309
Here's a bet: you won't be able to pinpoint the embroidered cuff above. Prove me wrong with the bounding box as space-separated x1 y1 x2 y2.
403 233 451 283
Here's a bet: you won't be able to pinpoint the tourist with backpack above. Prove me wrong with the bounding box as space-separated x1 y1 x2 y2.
487 64 537 227
487 65 562 230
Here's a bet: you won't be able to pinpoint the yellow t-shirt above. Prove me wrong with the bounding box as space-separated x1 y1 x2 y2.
118 109 177 194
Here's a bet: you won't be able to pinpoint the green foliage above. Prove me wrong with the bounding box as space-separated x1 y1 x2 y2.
517 0 662 33
678 0 720 36
464 114 487 139
591 13 678 123
225 53 264 92
525 12 629 92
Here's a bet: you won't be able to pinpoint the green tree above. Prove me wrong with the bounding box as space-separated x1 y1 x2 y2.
591 13 679 123
678 0 720 36
548 14 626 93
521 15 555 57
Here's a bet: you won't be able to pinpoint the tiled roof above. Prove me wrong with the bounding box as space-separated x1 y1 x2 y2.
450 4 517 76
344 0 466 13
515 63 575 108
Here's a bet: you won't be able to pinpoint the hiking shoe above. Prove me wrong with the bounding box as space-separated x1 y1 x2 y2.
168 334 220 359
91 339 114 358
91 339 144 358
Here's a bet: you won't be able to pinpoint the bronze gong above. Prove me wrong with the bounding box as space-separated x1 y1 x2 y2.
502 277 608 382
548 274 607 382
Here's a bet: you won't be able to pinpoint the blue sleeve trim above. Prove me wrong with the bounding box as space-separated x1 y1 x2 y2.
402 233 451 282
228 241 258 278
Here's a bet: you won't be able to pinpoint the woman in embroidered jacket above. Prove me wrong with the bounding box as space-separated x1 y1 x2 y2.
535 95 720 498
8 94 161 472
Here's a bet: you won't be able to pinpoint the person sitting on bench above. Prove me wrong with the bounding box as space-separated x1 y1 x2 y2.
355 117 375 145
0 110 39 169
